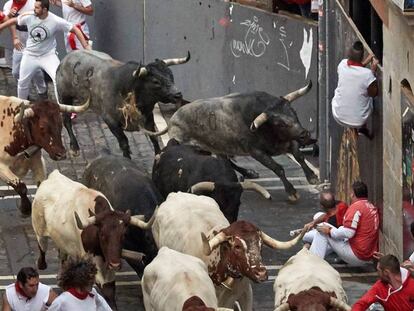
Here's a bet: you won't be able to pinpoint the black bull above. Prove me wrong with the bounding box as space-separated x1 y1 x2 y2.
153 81 318 202
56 49 190 157
82 155 162 276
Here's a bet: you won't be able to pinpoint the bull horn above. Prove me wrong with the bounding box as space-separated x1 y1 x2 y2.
163 51 191 66
282 80 312 103
261 227 306 250
190 182 215 194
250 112 268 132
14 105 34 123
74 211 96 230
133 66 148 78
274 302 290 311
59 96 90 113
217 309 233 311
140 126 169 137
201 231 228 255
121 249 145 262
129 206 158 229
329 297 351 311
240 181 271 199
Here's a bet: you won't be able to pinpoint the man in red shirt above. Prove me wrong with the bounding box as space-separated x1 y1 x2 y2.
309 181 379 266
302 188 348 244
352 254 414 311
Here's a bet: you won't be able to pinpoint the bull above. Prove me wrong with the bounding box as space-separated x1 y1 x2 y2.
0 95 89 216
274 247 351 311
153 82 318 202
55 49 190 157
142 247 239 311
32 170 157 310
152 192 306 311
152 138 271 222
82 155 162 276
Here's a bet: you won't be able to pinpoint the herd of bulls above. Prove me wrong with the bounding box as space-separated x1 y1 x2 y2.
0 49 352 310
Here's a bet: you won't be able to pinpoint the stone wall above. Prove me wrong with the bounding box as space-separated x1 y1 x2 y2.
382 2 414 258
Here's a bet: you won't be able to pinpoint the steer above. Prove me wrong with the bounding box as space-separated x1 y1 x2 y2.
0 95 89 216
152 138 271 222
155 82 318 202
56 49 190 157
82 155 162 276
274 247 351 311
32 170 157 310
152 192 306 311
142 247 239 311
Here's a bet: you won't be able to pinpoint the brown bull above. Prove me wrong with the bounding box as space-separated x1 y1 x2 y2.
0 96 89 216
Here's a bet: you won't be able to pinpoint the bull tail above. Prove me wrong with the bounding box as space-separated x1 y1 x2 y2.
141 125 169 137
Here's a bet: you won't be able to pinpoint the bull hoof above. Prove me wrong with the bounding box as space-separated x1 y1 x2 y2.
37 258 47 270
244 169 260 179
69 149 80 157
307 176 319 185
288 192 300 202
19 198 32 218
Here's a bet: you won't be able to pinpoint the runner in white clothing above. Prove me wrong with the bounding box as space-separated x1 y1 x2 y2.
2 267 57 311
331 40 379 139
0 0 91 100
50 0 93 52
3 0 48 98
48 255 112 311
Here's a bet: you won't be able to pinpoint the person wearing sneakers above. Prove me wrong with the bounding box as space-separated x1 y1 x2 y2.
331 41 379 140
352 254 414 311
2 267 57 311
0 0 91 100
3 0 48 99
48 255 111 311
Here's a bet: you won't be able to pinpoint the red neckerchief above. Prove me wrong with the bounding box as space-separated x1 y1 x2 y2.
15 282 30 299
11 0 28 12
67 288 94 300
347 59 364 67
0 11 5 22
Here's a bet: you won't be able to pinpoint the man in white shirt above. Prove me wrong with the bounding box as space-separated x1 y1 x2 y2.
2 267 57 311
49 255 112 311
0 0 91 100
331 41 379 139
50 0 93 52
3 0 48 99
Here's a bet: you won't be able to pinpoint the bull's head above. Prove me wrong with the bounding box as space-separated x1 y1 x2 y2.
249 81 317 147
74 201 157 270
14 98 90 160
202 221 306 283
190 181 271 223
275 289 351 311
182 296 240 311
132 52 190 106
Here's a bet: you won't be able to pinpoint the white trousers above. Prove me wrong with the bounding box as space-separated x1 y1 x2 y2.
309 223 370 267
13 49 47 94
18 52 59 100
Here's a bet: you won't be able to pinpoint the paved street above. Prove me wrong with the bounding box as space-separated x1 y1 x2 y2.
0 67 377 310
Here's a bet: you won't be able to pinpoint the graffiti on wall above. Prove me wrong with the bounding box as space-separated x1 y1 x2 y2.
230 16 270 58
401 91 414 259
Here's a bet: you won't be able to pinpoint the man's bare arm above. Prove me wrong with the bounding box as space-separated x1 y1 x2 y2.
70 26 91 49
2 293 11 311
0 17 17 32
